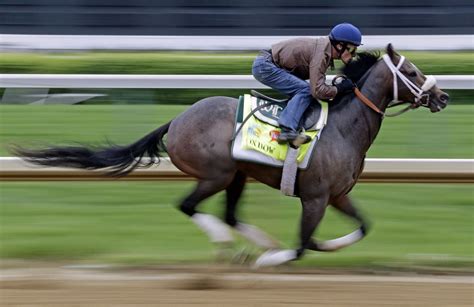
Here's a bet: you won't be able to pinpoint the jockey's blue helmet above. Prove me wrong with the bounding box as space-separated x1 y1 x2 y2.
329 23 362 46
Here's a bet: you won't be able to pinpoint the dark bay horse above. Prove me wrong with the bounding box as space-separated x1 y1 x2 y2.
15 44 449 267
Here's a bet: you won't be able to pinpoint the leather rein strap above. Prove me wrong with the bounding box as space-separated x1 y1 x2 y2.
353 87 384 117
353 87 416 118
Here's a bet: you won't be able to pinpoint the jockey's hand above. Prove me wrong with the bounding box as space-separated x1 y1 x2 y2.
335 79 355 94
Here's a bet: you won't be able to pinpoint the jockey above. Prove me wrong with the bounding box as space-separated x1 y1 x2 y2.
252 22 362 146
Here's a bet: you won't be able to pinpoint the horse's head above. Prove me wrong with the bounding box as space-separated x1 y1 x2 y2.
384 44 449 113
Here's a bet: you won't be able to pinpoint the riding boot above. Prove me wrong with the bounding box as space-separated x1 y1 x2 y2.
277 127 312 147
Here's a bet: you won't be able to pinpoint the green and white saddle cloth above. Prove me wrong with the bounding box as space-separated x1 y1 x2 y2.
231 94 328 169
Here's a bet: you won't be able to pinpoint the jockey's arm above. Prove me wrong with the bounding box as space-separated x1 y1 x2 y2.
310 72 338 101
309 55 338 101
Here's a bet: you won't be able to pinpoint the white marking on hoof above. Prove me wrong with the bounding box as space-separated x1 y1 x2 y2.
253 249 297 268
316 228 365 251
191 213 233 243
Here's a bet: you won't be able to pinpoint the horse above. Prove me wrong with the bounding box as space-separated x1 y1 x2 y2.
14 44 449 267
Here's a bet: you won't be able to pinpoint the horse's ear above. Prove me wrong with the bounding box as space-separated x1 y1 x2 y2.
386 43 399 61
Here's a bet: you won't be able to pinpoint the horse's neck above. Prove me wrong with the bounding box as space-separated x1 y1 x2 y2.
359 66 392 138
336 63 392 155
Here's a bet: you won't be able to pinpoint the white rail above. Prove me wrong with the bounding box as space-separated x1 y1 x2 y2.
1 74 472 90
1 158 472 183
1 35 473 51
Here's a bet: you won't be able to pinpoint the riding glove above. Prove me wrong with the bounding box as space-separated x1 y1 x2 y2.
335 79 355 94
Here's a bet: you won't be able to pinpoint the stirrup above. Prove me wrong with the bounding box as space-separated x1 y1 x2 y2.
291 134 312 147
277 130 298 144
251 90 288 103
277 131 312 147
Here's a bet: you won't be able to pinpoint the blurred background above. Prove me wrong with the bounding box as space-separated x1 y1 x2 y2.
0 1 473 304
1 0 473 35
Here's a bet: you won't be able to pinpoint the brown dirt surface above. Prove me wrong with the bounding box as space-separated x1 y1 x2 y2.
1 265 473 306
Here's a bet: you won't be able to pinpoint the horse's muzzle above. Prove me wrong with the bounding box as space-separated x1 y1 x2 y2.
430 91 449 113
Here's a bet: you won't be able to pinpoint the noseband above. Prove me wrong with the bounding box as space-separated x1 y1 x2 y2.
382 54 437 109
354 55 437 117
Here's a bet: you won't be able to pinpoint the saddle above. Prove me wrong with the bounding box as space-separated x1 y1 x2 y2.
232 92 328 167
232 92 329 196
250 90 326 131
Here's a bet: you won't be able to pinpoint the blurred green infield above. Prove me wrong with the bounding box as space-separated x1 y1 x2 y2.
0 181 472 270
0 104 472 158
1 51 473 75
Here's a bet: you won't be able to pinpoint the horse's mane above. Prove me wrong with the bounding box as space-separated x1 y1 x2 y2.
342 51 381 85
330 51 381 108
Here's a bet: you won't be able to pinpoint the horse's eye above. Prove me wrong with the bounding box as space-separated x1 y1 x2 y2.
408 71 417 77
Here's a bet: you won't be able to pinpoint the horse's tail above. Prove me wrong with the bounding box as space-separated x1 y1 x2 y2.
13 121 172 176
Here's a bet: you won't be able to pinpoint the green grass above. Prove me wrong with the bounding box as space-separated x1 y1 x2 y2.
0 182 472 269
0 104 472 158
1 51 473 75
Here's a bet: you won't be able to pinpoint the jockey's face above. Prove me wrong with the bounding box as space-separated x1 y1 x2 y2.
333 43 357 64
340 44 357 64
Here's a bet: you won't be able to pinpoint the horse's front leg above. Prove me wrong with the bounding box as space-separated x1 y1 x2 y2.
308 194 369 252
331 194 370 235
254 194 328 267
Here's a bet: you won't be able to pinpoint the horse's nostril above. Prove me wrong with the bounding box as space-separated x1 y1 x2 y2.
440 94 449 102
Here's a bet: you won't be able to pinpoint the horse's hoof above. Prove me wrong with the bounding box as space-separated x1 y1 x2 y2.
253 249 297 268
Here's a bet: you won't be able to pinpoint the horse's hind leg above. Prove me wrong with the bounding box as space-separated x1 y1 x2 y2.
223 171 247 227
179 177 235 245
224 171 279 250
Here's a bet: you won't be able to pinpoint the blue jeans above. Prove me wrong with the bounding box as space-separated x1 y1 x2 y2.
252 51 313 131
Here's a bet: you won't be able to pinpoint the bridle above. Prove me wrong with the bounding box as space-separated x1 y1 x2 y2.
353 54 437 117
383 54 437 109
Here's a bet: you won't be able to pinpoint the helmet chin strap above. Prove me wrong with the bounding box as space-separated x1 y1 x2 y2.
330 40 347 59
382 54 437 106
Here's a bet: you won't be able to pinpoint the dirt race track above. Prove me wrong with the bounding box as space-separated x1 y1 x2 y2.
1 266 473 306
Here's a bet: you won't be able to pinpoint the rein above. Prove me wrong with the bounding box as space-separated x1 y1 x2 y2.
353 87 416 118
353 88 384 116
